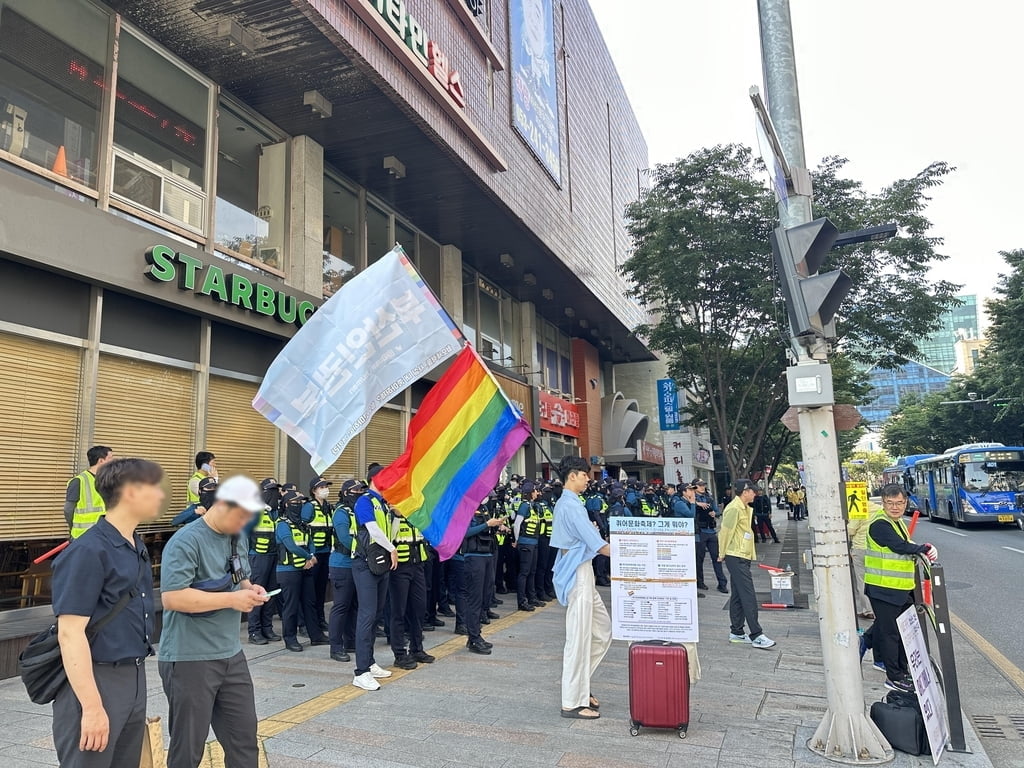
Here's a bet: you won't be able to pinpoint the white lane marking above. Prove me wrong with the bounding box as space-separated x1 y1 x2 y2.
1002 546 1024 555
931 528 967 537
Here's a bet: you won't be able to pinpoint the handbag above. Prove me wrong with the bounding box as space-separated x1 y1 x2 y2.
869 691 929 756
18 587 137 705
365 542 391 575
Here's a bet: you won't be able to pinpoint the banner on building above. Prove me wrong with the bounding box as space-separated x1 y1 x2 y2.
609 517 698 643
509 0 561 182
657 378 680 431
253 246 461 473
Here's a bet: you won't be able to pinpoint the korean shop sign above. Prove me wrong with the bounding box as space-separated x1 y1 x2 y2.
538 389 580 438
372 0 466 108
144 245 317 328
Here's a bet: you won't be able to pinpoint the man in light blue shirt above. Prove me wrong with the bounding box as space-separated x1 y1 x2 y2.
550 456 610 721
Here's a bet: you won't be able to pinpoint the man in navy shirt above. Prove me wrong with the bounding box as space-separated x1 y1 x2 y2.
52 458 162 768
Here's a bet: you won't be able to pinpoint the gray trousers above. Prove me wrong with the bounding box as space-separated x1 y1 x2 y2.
53 662 147 768
725 556 763 640
159 651 258 768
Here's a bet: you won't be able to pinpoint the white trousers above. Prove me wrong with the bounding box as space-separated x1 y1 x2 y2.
561 561 612 709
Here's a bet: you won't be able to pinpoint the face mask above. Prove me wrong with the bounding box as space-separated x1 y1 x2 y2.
315 488 329 500
199 490 217 509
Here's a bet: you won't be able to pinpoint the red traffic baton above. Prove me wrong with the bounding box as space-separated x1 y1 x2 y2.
907 509 921 537
33 540 69 564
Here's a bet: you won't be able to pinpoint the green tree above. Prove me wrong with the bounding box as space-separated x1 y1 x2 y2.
622 145 958 478
843 449 891 487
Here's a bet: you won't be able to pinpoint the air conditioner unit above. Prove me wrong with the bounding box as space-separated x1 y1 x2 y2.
111 148 205 233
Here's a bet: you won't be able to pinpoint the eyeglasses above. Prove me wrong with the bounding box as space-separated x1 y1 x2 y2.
881 500 906 508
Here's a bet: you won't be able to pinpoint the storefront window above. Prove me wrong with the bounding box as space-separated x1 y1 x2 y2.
0 0 109 188
418 236 442 295
462 270 478 347
214 101 284 270
323 176 359 295
501 294 516 366
537 320 572 393
395 219 415 260
479 288 502 364
111 28 210 232
366 203 390 264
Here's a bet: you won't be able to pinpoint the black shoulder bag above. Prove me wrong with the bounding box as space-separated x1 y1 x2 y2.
19 587 137 705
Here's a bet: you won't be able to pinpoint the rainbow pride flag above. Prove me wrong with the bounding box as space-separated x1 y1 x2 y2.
375 345 530 559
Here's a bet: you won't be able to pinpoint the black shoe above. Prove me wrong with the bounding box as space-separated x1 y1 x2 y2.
319 621 329 632
718 585 729 594
480 639 493 648
422 624 435 632
298 627 308 638
249 634 268 646
413 650 436 663
467 640 492 655
545 592 557 601
428 617 445 627
330 651 350 662
496 588 509 595
454 624 468 635
486 610 500 620
529 600 544 608
493 598 504 606
310 639 330 646
518 603 536 612
263 631 281 641
697 592 706 598
480 616 491 625
394 654 418 670
596 579 611 587
437 606 455 618
286 642 303 652
697 583 709 591
374 626 386 638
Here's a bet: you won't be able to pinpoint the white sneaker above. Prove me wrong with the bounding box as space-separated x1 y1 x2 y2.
369 663 393 678
729 633 752 644
352 672 380 691
752 635 777 649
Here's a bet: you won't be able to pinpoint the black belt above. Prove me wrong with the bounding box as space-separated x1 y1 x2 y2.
95 657 145 667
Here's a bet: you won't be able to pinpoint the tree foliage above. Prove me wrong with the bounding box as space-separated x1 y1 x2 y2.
622 145 958 479
843 449 892 487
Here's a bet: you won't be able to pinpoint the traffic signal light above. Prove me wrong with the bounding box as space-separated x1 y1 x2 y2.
772 218 852 342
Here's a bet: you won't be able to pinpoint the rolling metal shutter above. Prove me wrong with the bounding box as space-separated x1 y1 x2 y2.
206 375 278 482
0 334 82 539
365 407 404 468
94 354 195 530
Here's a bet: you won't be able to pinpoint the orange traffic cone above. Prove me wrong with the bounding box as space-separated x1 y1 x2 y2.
51 145 68 177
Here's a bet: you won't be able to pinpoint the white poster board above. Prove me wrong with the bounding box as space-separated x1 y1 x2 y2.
609 517 698 642
897 606 949 765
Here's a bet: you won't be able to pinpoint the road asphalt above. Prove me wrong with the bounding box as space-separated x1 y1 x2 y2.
0 511 1018 767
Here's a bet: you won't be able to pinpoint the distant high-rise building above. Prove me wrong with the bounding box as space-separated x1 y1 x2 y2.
916 294 981 374
859 360 951 425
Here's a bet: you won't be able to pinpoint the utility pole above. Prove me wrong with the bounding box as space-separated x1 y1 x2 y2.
757 0 893 763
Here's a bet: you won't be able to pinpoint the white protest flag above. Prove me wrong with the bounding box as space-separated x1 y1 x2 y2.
253 246 460 473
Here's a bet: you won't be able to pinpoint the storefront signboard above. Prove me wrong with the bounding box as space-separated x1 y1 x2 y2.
637 439 665 466
610 516 699 642
145 245 317 328
372 0 466 108
538 389 579 437
495 374 533 424
657 378 680 431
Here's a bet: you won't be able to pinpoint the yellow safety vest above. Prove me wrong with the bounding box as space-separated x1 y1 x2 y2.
394 518 427 564
278 521 310 569
250 510 276 555
520 502 541 538
351 494 392 558
864 512 917 591
308 502 333 550
540 502 554 537
640 499 660 517
69 470 104 538
186 470 205 504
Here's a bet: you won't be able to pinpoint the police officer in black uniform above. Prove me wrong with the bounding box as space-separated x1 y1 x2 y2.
246 478 282 644
389 516 436 669
302 477 334 633
461 505 505 654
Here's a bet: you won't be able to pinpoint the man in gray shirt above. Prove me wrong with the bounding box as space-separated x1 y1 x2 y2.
159 476 269 768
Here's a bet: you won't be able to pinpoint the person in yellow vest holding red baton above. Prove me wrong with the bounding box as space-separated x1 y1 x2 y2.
864 483 938 694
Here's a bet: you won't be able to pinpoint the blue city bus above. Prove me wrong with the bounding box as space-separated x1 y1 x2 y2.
916 443 1024 527
881 454 936 516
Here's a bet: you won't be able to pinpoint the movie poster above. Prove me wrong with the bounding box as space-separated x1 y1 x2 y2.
509 0 561 183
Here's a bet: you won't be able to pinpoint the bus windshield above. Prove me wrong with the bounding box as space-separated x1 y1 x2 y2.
960 461 1024 493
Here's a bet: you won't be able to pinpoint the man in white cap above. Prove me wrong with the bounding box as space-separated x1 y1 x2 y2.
159 475 270 768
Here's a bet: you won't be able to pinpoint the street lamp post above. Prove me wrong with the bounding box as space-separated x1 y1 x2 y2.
758 0 892 762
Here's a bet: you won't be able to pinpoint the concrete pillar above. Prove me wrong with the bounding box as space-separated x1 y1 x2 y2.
440 244 464 326
287 135 324 296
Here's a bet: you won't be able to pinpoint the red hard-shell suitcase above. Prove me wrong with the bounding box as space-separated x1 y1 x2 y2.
628 641 689 739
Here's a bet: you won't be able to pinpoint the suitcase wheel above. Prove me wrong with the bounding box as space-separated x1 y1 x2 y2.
629 726 640 737
677 728 687 739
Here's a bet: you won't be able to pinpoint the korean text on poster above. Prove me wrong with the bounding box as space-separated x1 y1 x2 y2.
657 378 680 431
897 607 949 764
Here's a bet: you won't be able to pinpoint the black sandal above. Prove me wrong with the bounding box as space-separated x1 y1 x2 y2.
589 694 600 710
561 706 600 719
